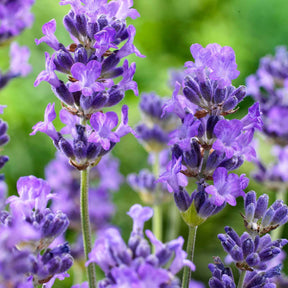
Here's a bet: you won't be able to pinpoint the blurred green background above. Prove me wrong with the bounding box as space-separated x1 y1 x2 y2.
1 0 288 286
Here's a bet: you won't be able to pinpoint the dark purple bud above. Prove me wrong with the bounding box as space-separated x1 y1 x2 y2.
222 96 238 111
206 151 226 172
81 91 108 111
102 54 120 73
183 86 201 105
207 116 220 139
259 247 281 262
59 254 74 273
246 253 260 267
156 249 173 267
183 139 201 168
245 191 256 210
63 15 79 38
184 75 200 94
72 91 81 106
53 81 74 105
106 87 124 107
74 141 86 159
86 142 100 160
58 138 75 158
271 207 288 225
128 235 140 252
224 226 241 246
262 208 275 227
55 50 74 72
74 46 88 64
47 257 61 274
199 80 212 102
135 239 151 258
87 22 99 39
102 67 124 79
174 187 191 211
75 14 87 36
219 156 244 171
265 265 281 278
245 203 255 222
218 234 234 253
172 144 183 159
214 87 226 104
254 194 269 219
230 246 244 262
98 15 108 30
232 85 246 101
242 238 254 257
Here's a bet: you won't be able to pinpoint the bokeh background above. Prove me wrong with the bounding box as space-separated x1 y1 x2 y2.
1 0 288 286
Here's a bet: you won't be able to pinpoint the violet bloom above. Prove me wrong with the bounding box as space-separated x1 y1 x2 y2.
87 204 194 288
205 168 248 206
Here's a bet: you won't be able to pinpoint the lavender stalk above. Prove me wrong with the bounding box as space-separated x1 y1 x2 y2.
80 167 96 288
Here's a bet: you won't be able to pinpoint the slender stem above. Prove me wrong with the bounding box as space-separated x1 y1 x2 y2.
182 226 198 288
167 201 180 240
152 152 163 242
80 168 97 288
237 270 247 288
271 185 287 241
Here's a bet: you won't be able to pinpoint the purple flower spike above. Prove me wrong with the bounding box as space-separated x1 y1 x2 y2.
127 204 153 236
69 60 104 96
89 111 120 150
9 42 31 77
205 168 247 206
30 103 59 141
35 19 60 50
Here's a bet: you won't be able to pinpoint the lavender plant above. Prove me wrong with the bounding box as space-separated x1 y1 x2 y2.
158 43 262 287
32 1 143 287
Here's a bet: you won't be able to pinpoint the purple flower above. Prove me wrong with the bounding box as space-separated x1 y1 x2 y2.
35 19 60 50
69 60 105 96
89 111 120 150
30 103 59 141
6 176 53 217
212 119 243 159
205 168 248 206
34 53 60 88
185 43 240 88
118 60 138 96
127 204 153 236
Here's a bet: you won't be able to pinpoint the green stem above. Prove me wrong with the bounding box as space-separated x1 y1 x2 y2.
271 185 287 241
237 270 247 288
80 168 97 288
152 152 163 243
182 226 198 288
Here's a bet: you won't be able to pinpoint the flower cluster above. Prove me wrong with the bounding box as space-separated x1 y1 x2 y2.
208 192 288 288
159 43 262 226
0 176 73 287
33 0 142 169
46 152 123 258
83 204 194 288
